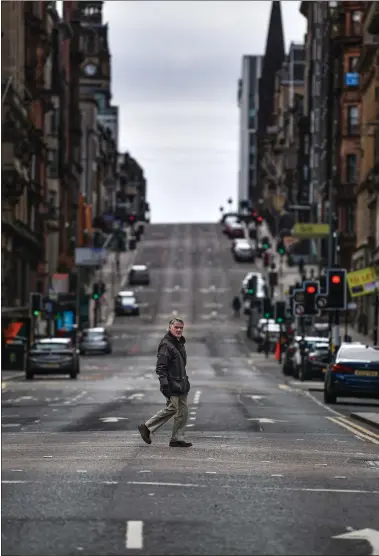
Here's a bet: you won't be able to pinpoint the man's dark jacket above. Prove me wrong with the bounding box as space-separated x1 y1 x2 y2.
156 332 190 396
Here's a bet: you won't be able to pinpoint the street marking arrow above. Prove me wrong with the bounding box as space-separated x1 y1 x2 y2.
333 528 379 555
100 417 128 423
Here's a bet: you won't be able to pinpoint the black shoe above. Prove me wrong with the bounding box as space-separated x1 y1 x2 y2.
138 424 152 444
169 440 192 447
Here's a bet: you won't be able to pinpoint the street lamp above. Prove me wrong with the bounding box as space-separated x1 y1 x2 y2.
219 206 224 213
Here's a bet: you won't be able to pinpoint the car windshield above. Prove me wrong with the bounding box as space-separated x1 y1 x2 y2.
32 342 71 351
82 330 105 340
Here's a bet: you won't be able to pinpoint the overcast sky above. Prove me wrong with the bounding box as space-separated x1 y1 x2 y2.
103 1 306 224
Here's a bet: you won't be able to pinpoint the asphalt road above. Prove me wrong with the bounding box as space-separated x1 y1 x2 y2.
2 223 379 556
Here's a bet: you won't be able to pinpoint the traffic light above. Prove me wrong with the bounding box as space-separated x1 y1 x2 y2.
256 215 263 225
303 281 319 315
30 292 42 317
127 214 135 224
92 283 100 300
277 239 286 256
275 301 285 323
247 275 257 296
263 297 273 318
327 269 347 309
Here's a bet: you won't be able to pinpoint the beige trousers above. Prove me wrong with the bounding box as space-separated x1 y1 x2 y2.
145 395 188 440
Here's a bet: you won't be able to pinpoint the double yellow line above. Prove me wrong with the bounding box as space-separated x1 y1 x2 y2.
327 415 379 444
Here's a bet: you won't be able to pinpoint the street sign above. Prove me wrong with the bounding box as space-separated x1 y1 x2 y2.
347 266 379 298
316 296 328 309
294 291 305 303
292 223 330 238
295 304 305 315
75 247 107 267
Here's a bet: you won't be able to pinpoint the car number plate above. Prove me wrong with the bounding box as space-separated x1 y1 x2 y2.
354 370 378 377
43 363 59 368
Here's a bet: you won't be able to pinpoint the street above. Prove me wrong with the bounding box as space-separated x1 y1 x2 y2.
2 223 379 556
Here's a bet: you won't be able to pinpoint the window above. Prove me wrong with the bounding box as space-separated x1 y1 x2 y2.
346 205 355 234
51 108 59 134
346 154 357 183
249 153 255 168
250 144 255 154
249 108 256 118
351 10 361 35
348 56 359 72
347 105 359 135
47 149 59 178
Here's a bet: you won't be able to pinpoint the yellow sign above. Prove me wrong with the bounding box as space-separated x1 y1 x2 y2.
292 223 330 238
347 267 379 298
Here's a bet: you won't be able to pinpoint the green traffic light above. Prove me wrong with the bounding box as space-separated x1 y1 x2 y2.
263 243 268 249
33 310 39 317
278 248 284 255
264 312 271 318
277 317 283 323
247 289 254 294
93 294 99 300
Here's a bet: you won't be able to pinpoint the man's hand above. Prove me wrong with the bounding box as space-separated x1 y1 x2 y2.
161 386 171 399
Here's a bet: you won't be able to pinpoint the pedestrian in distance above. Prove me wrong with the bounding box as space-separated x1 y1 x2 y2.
232 295 241 317
138 317 192 448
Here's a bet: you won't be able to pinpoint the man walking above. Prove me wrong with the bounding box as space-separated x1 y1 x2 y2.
138 318 192 447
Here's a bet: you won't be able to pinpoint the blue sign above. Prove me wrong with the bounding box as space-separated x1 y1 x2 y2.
345 72 359 87
57 311 74 332
103 213 114 222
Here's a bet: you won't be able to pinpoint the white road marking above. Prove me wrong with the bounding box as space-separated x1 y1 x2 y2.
246 418 287 424
271 474 283 478
43 455 52 458
190 411 196 415
100 417 128 423
189 417 196 420
278 384 292 391
11 469 23 472
334 476 346 479
126 520 143 550
127 481 202 488
206 471 217 474
186 424 195 427
139 470 151 474
2 424 20 428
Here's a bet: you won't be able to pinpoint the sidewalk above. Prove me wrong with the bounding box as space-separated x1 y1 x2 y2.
350 412 379 431
2 370 25 383
89 249 138 327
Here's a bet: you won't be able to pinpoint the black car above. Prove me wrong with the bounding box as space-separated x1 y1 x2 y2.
79 327 112 355
26 338 80 380
128 265 150 286
299 342 329 381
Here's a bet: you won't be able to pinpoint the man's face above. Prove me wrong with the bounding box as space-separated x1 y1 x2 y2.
169 321 184 338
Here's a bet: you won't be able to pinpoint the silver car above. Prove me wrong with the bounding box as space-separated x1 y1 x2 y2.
79 328 112 355
26 338 80 380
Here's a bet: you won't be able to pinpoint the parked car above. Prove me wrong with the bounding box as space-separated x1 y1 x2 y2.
114 290 140 316
299 341 330 381
26 337 80 380
226 222 245 239
128 264 150 286
291 336 329 379
79 327 112 355
324 343 379 404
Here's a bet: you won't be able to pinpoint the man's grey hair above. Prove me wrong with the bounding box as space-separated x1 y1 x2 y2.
169 318 184 326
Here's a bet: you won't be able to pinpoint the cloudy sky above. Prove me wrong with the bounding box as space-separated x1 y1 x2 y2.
104 1 306 224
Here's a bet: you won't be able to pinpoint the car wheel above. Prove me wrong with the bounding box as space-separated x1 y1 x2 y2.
324 386 337 404
282 365 292 376
70 370 78 379
26 371 34 380
299 366 308 382
293 366 299 379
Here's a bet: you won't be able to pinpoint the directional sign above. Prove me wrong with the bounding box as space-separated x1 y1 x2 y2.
333 528 379 555
316 296 328 309
292 223 330 238
295 304 305 316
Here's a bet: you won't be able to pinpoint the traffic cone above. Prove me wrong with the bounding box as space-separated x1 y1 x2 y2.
274 341 280 361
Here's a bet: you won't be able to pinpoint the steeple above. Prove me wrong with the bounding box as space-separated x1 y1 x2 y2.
264 1 285 67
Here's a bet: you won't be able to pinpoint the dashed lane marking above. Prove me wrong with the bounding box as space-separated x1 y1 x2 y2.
126 520 143 550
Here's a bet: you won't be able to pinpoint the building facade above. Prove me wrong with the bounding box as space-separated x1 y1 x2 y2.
353 1 379 334
237 55 263 208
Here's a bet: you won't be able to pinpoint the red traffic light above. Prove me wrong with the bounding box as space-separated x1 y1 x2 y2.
257 216 263 223
306 286 316 294
129 215 135 221
331 275 341 284
252 211 257 217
